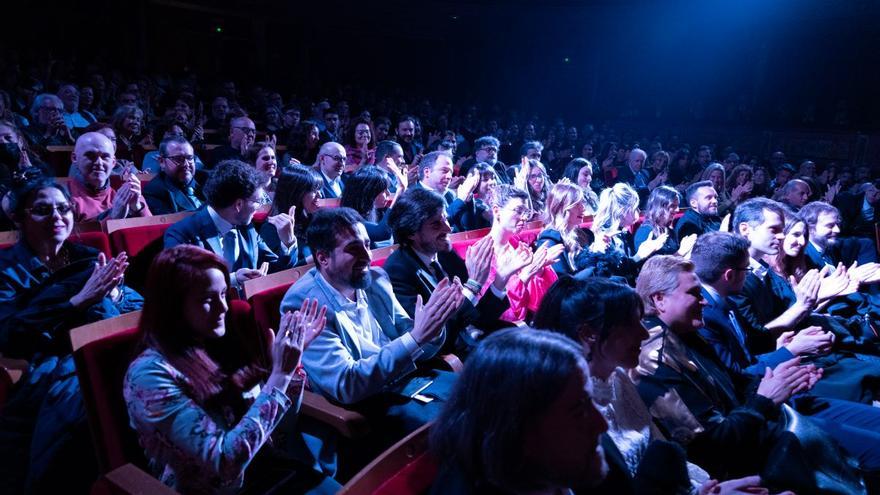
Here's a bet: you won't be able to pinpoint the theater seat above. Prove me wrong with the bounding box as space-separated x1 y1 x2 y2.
339 423 436 495
0 230 19 250
370 245 398 267
105 211 194 258
69 231 112 258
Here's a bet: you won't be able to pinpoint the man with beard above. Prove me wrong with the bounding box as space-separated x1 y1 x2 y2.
143 136 204 214
395 115 423 164
280 207 464 472
208 116 256 168
314 141 347 199
384 189 525 352
458 136 508 182
801 201 878 269
68 132 151 222
674 180 721 242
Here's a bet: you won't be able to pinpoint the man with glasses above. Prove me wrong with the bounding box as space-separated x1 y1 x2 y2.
165 159 297 288
24 94 75 150
459 136 509 183
68 132 151 222
314 141 347 199
143 136 205 214
208 116 257 168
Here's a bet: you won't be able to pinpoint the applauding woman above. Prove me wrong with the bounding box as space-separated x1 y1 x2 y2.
124 245 336 494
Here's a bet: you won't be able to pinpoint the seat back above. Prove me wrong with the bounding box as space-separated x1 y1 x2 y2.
70 231 112 258
339 423 436 495
370 244 399 267
316 198 341 209
0 230 19 250
105 211 194 257
244 264 314 335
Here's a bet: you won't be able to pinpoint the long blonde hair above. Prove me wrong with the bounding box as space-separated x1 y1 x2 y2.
544 182 586 255
591 182 640 236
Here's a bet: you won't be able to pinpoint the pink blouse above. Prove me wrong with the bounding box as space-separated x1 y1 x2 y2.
483 235 558 324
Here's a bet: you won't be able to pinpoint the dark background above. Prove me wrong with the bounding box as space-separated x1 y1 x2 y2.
3 0 880 128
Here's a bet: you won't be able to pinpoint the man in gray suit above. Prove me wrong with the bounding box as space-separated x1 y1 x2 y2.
280 207 463 474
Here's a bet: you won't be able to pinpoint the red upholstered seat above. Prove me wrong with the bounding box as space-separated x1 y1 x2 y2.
251 283 291 337
109 223 172 258
340 423 435 495
70 231 112 258
451 237 482 259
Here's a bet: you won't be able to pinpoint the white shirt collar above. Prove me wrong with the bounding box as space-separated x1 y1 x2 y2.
207 205 234 236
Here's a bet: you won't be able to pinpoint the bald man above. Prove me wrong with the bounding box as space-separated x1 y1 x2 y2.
68 132 151 222
314 141 347 198
208 116 257 168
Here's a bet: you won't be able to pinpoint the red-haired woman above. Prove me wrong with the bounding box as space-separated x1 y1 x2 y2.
123 245 337 494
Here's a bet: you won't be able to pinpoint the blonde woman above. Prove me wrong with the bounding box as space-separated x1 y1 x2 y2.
575 182 666 284
537 181 594 275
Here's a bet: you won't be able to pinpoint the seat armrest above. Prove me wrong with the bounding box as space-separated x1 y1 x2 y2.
91 463 178 495
438 353 464 373
301 391 370 439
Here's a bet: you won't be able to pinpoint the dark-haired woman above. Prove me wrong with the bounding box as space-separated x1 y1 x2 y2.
0 175 142 493
457 162 499 231
340 166 399 248
284 121 320 166
260 165 322 266
245 141 278 203
344 119 376 171
634 186 695 259
430 328 609 494
124 245 336 494
562 158 599 215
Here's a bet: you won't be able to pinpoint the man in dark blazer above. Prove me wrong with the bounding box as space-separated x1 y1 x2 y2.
314 142 346 199
384 189 521 353
410 150 470 231
800 201 877 270
834 181 879 238
143 136 204 215
164 160 296 288
674 180 721 242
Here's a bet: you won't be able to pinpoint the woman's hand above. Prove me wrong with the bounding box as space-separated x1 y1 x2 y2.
514 157 530 192
272 299 327 374
267 206 297 249
635 230 669 260
71 252 129 309
677 233 697 258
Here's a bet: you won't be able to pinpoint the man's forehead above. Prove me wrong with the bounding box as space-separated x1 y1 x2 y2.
335 223 368 246
167 142 193 154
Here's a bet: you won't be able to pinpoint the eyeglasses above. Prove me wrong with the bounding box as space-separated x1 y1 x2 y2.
325 154 347 162
27 203 73 216
479 147 498 153
163 154 195 165
39 106 62 114
355 129 371 135
233 126 257 136
508 206 533 218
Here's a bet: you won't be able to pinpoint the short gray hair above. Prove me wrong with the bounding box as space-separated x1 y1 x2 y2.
30 94 63 119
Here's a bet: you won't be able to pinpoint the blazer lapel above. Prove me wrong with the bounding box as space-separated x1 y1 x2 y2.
194 210 223 256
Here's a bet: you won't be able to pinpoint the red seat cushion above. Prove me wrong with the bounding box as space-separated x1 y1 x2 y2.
251 283 292 337
451 238 482 259
372 453 438 495
109 224 173 257
70 231 112 258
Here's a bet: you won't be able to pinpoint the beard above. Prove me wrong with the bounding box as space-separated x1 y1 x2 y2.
351 268 372 289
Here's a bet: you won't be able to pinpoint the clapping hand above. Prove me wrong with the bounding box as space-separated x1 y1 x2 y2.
271 299 327 374
514 157 530 192
71 252 129 308
756 357 817 405
719 213 731 233
267 205 297 249
635 230 669 260
678 233 697 258
411 277 465 345
494 243 533 288
456 172 480 201
849 261 880 285
791 269 821 311
464 236 493 287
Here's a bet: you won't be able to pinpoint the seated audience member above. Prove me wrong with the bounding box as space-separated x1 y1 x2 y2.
533 277 781 494
725 163 755 209
504 140 544 182
751 166 772 197
280 207 463 467
111 104 148 163
340 166 403 248
319 107 341 144
124 245 338 494
835 179 879 238
412 150 471 229
210 116 257 168
0 120 51 186
576 182 666 284
775 178 812 210
634 185 696 259
634 256 880 487
537 181 593 275
394 115 422 164
164 160 297 288
204 96 230 133
385 188 520 349
314 141 347 199
486 184 561 323
456 162 499 231
143 136 204 214
260 165 321 266
430 328 610 494
244 141 278 202
513 158 550 218
458 135 508 181
674 180 721 241
562 157 599 214
344 118 376 170
373 140 406 193
23 93 75 151
769 162 795 192
645 150 670 192
69 131 151 222
699 162 736 217
0 176 141 493
57 84 96 130
140 122 205 173
614 148 650 200
285 121 321 166
800 201 878 270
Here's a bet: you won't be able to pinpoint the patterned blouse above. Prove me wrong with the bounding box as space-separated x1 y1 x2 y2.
123 348 304 494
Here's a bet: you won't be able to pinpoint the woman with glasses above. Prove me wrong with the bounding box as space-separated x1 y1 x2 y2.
111 105 149 164
344 118 376 171
0 173 142 493
485 184 563 324
576 183 667 285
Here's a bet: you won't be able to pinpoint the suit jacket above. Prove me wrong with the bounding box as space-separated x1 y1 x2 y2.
835 191 876 238
383 246 509 349
143 172 204 215
673 209 720 243
317 171 344 199
409 182 469 232
280 267 444 406
699 286 794 377
163 208 295 273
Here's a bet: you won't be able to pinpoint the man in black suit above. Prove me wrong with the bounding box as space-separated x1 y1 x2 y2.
208 116 255 168
800 201 877 270
143 136 204 214
410 150 470 230
313 142 346 199
385 188 524 351
835 181 880 239
164 159 296 289
674 180 721 242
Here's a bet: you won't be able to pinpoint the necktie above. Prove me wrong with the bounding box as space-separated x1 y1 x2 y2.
222 230 238 269
728 309 752 362
429 260 447 282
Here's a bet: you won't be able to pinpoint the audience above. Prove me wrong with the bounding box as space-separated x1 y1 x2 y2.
537 181 593 275
674 180 721 241
339 166 397 248
143 136 204 214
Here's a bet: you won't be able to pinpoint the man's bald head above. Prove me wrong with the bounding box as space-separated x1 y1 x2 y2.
74 132 116 188
317 141 346 179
